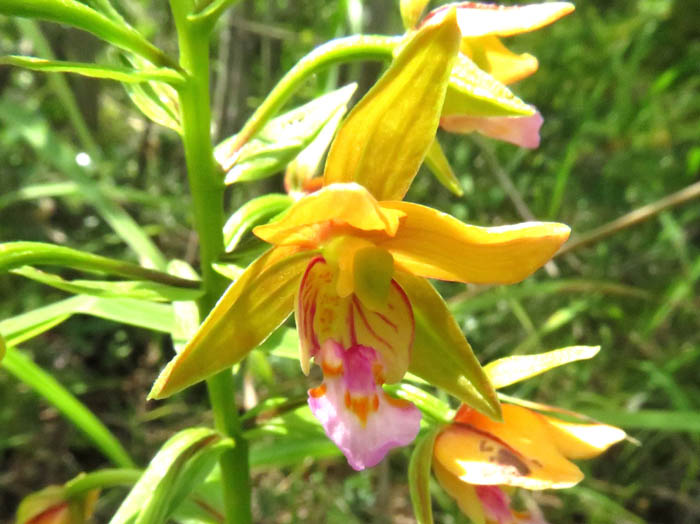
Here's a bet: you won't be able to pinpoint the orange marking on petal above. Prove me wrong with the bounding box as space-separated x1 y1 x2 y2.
351 396 370 425
372 394 380 412
322 360 344 376
309 384 327 398
345 390 352 408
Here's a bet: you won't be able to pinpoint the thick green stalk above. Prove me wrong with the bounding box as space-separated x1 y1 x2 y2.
169 1 250 522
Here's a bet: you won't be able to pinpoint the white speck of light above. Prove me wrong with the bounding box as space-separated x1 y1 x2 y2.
76 152 92 167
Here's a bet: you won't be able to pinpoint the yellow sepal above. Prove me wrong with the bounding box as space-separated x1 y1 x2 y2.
324 9 461 200
149 247 313 399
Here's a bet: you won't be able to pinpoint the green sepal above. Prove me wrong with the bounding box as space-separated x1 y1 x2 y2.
443 53 534 117
394 272 501 421
216 84 357 182
324 9 461 200
408 426 442 524
424 138 464 196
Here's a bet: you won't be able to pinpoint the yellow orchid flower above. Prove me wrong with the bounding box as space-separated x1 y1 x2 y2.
419 2 574 149
150 11 571 470
432 347 626 524
151 182 570 469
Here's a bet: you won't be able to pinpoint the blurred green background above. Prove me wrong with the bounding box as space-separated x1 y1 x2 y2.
1 0 699 522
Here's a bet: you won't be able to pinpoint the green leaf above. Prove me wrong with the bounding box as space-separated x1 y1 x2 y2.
0 100 168 269
2 346 135 468
0 296 175 347
484 346 601 389
0 334 5 363
167 260 201 353
443 53 534 117
424 138 463 196
223 194 293 252
0 181 79 210
324 10 461 200
408 427 441 524
216 83 358 182
0 0 174 67
582 409 700 433
110 428 233 524
0 242 199 290
395 272 501 421
11 266 201 302
0 55 184 84
122 76 182 133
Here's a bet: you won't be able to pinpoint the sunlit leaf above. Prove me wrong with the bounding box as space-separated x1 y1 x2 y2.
0 56 184 84
3 346 135 468
110 428 233 524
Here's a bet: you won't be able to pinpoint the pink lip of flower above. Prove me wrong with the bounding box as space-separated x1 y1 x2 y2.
297 255 421 470
440 110 544 149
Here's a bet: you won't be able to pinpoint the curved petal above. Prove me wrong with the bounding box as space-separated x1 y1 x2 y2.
308 341 421 470
254 183 404 247
296 257 413 382
425 2 575 38
460 35 538 85
440 111 543 149
433 461 486 524
541 415 626 460
378 202 570 284
435 404 584 489
149 246 312 399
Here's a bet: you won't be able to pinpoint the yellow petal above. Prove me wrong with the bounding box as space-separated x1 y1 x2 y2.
149 246 312 399
400 0 430 29
396 271 500 420
424 2 575 38
296 257 413 383
254 183 404 247
378 201 570 284
435 404 584 490
461 35 538 85
324 9 461 200
541 415 627 460
485 346 600 389
433 460 486 524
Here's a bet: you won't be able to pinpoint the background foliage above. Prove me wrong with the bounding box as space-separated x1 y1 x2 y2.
1 0 699 522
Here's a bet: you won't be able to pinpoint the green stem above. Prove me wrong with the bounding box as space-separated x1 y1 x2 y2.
169 1 250 522
219 35 398 164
